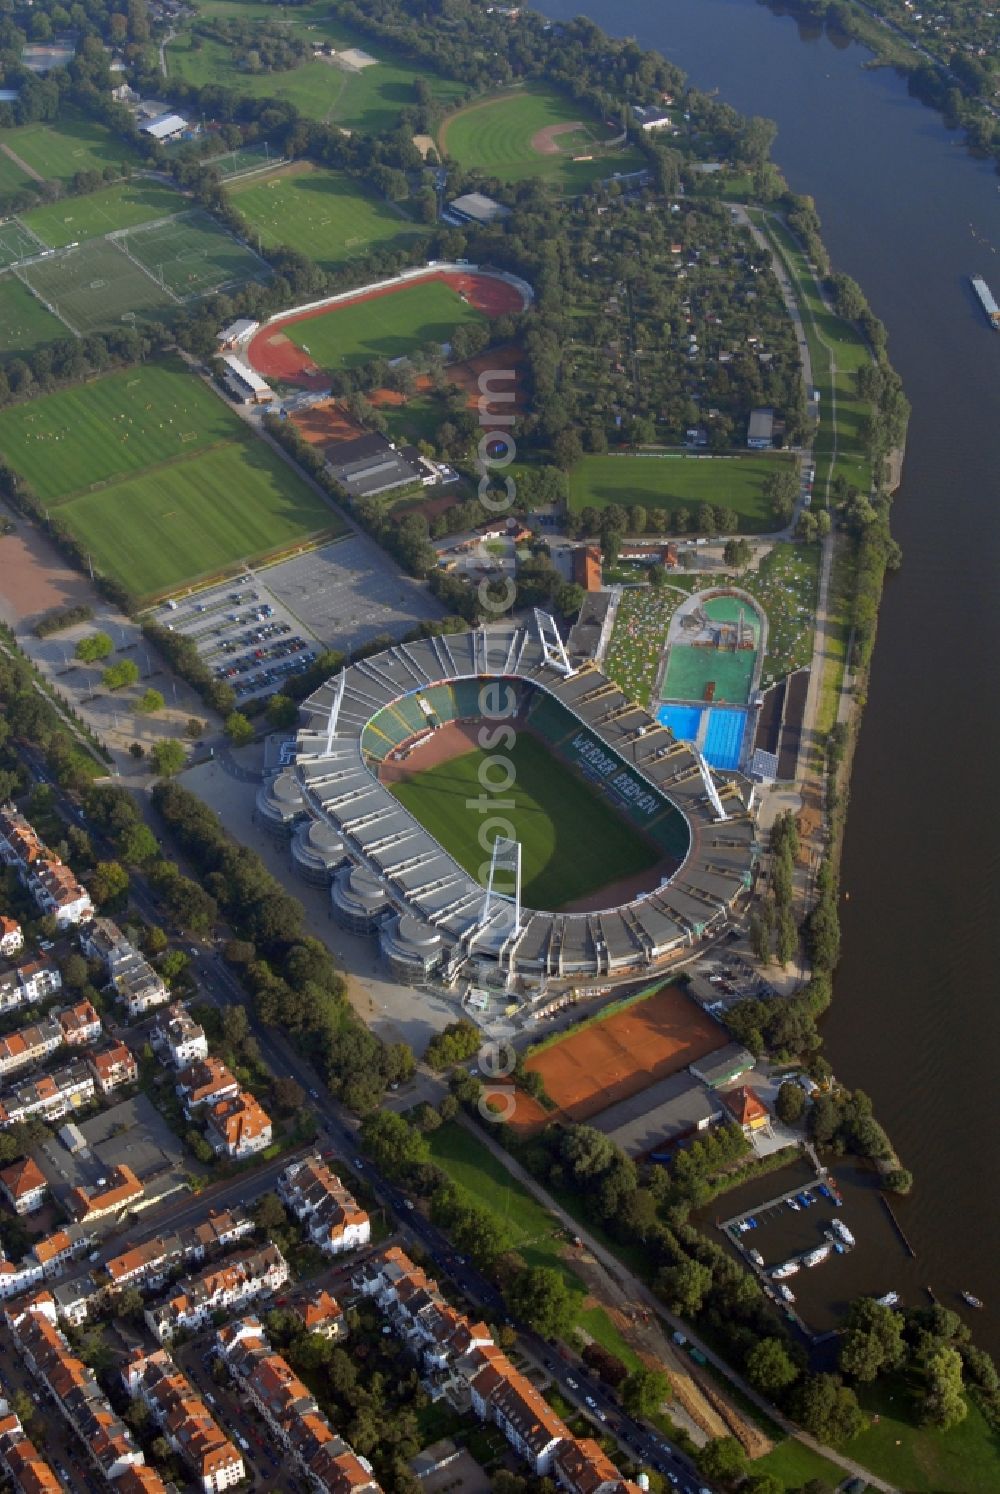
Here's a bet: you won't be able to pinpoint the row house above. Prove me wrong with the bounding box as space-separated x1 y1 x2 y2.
0 916 23 958
6 1292 165 1489
0 1226 92 1300
553 1438 644 1494
0 1016 63 1080
105 1235 188 1295
204 1090 272 1160
123 1347 244 1493
0 1155 48 1215
145 1242 289 1344
278 1156 371 1256
78 919 167 1017
152 1002 208 1067
69 1208 252 1320
176 1056 239 1115
0 806 46 867
67 1164 144 1225
56 997 102 1047
26 861 93 930
51 1273 102 1328
79 917 132 967
87 1038 138 1096
0 1404 60 1493
216 1318 382 1494
467 1343 569 1475
352 1247 491 1373
0 1058 95 1127
0 957 63 1015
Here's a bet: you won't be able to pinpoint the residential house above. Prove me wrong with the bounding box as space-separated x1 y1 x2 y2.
79 917 130 967
204 1090 272 1160
51 1272 102 1327
30 1224 93 1278
111 951 168 1017
176 1056 239 1115
0 916 23 958
186 1208 254 1262
0 1017 63 1079
67 1164 144 1225
56 998 102 1047
123 1347 244 1493
216 1318 382 1494
278 1156 370 1255
0 806 46 867
26 860 93 929
87 1039 138 1096
291 1288 345 1341
145 1243 289 1344
723 1084 770 1134
553 1438 643 1494
0 971 23 1015
15 958 62 1004
153 1003 208 1067
0 1059 95 1127
0 1406 60 1493
0 1155 48 1215
105 1235 187 1295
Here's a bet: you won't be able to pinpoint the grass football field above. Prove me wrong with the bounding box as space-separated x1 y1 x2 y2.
0 273 66 355
568 452 796 531
281 279 485 370
18 238 176 334
0 220 45 271
0 151 35 198
229 161 426 270
0 108 137 183
122 210 270 298
22 180 186 249
439 84 644 191
388 735 658 909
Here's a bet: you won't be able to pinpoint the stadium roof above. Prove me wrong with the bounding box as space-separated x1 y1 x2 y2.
293 616 757 981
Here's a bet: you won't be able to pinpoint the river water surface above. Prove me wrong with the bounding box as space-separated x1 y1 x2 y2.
541 0 1000 1356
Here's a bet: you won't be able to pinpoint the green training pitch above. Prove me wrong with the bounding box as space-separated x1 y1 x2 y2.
22 180 186 249
0 151 35 199
0 273 66 356
439 84 644 191
388 734 658 910
229 161 426 271
18 237 176 334
281 279 485 370
122 210 270 298
568 452 796 532
0 220 45 271
56 439 340 600
0 362 243 502
0 109 137 183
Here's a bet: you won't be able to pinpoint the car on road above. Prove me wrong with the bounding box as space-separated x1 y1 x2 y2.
566 1377 578 1389
584 1395 596 1408
354 1157 364 1169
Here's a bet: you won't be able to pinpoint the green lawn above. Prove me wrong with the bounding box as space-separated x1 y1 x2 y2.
280 278 485 370
58 438 340 599
0 149 35 198
847 1376 1000 1494
0 108 137 183
0 273 66 356
229 160 425 270
569 452 795 532
388 734 657 909
439 83 644 191
22 179 186 249
18 237 177 335
750 1437 847 1492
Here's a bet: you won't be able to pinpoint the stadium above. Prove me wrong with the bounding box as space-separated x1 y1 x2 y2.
266 615 758 999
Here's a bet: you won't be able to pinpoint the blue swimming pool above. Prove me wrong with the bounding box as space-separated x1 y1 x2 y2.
703 708 747 771
656 704 703 742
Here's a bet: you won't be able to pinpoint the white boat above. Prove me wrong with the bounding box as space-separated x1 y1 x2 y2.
831 1218 855 1247
875 1292 900 1308
779 1284 796 1303
788 1198 801 1211
749 1249 764 1267
961 1291 984 1309
803 1244 832 1268
771 1260 801 1280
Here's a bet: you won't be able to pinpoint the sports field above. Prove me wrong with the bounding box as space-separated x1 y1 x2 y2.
523 982 726 1126
228 161 426 270
206 142 281 181
0 150 35 199
122 210 270 298
0 220 45 271
439 84 644 191
18 239 176 334
22 180 185 249
387 734 658 910
0 273 66 355
0 109 137 183
568 452 795 531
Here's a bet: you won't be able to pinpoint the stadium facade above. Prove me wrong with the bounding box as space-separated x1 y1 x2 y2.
279 617 758 994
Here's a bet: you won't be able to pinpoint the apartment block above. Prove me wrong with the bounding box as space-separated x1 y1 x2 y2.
123 1347 244 1493
56 998 102 1047
152 1002 208 1067
145 1243 289 1344
278 1156 371 1256
204 1090 272 1160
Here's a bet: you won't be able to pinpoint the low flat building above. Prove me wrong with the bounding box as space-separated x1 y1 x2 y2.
747 407 774 449
589 1071 725 1157
325 432 423 500
219 353 273 405
443 192 510 226
140 111 187 141
689 1042 756 1089
216 318 259 350
67 1164 144 1224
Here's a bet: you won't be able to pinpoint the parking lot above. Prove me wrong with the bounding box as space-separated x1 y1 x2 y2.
151 574 319 704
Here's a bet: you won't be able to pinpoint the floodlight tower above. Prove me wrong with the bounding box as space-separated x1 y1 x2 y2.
324 670 346 755
480 835 522 940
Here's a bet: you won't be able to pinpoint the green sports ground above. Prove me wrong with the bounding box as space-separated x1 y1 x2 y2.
387 735 657 910
228 161 426 270
21 180 187 250
0 109 137 184
279 279 485 370
569 451 795 531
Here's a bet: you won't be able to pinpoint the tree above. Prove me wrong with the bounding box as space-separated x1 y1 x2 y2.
621 1367 669 1418
507 1265 573 1338
884 1167 913 1194
103 658 140 691
696 1437 747 1488
184 718 205 739
254 1192 289 1237
656 1258 712 1316
75 632 114 663
745 1337 800 1397
266 694 299 729
789 1373 866 1444
723 537 752 571
224 712 255 746
775 1081 806 1126
838 1299 905 1384
150 739 186 777
136 688 165 714
89 860 129 908
425 1019 481 1071
921 1345 967 1430
118 821 159 866
556 582 585 618
272 1076 305 1115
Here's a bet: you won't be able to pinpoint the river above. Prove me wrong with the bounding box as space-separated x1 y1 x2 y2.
541 0 1000 1355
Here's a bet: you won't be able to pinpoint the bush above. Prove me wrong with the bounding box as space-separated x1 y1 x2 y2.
34 604 94 638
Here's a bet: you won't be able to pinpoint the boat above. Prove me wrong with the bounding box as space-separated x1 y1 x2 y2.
749 1249 764 1267
803 1244 832 1268
787 1198 801 1212
818 1184 831 1199
875 1292 900 1308
779 1284 796 1303
797 1192 814 1207
831 1218 855 1247
961 1291 984 1309
971 275 1000 330
771 1260 801 1279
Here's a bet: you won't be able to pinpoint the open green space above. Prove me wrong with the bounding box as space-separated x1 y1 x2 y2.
389 734 657 910
439 83 643 191
0 273 66 355
750 1437 848 1493
282 278 485 370
662 642 756 705
0 361 243 500
205 141 281 180
22 179 186 249
57 439 339 599
0 150 35 198
753 543 819 682
229 160 425 270
847 1375 1000 1494
123 209 269 298
0 109 137 183
568 451 794 532
18 237 176 334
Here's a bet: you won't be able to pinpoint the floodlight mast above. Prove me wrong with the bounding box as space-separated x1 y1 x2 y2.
534 609 574 676
480 835 522 938
696 749 728 821
324 670 346 755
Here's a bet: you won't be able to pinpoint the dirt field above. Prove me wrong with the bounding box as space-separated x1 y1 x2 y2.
377 719 481 783
0 509 93 628
526 983 727 1125
531 120 586 155
289 399 365 448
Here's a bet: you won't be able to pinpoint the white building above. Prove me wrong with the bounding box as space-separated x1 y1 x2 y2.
278 1156 371 1256
144 1244 289 1344
0 917 23 957
153 1003 208 1067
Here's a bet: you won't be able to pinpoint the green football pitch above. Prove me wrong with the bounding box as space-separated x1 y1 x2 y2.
0 273 66 355
438 84 644 191
280 278 485 370
0 109 137 183
568 452 795 532
22 180 186 249
388 734 658 910
229 161 426 270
